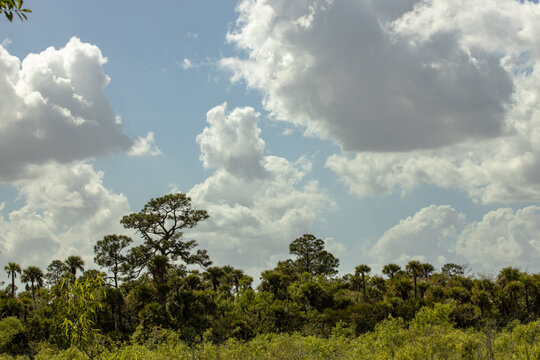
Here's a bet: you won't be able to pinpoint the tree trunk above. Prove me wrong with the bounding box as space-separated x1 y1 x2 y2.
362 273 367 301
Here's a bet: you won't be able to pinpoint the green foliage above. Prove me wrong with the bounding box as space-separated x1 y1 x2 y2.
2 194 540 359
94 235 132 288
0 0 30 22
289 234 339 277
59 273 107 359
0 317 27 355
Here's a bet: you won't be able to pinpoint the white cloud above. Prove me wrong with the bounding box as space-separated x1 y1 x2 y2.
129 131 162 156
0 37 154 182
369 205 466 267
222 0 512 152
324 237 347 257
0 163 130 269
368 204 540 272
187 32 199 39
1 38 11 47
223 0 540 204
188 104 334 276
455 206 540 271
196 103 267 178
180 58 196 70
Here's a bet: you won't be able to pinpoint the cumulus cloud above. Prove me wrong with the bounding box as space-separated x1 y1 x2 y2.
129 131 162 156
0 163 130 269
0 37 157 182
222 0 540 203
188 104 334 276
370 205 466 267
455 206 540 271
369 204 540 272
222 0 512 152
196 103 267 179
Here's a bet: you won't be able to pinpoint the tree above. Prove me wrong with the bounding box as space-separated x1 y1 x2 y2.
289 234 339 277
355 264 371 301
64 256 85 278
0 0 30 21
406 260 422 299
60 273 106 359
382 263 401 279
46 259 67 286
4 262 21 298
441 263 465 277
419 263 435 279
121 193 211 271
21 266 44 300
204 266 226 292
94 234 132 289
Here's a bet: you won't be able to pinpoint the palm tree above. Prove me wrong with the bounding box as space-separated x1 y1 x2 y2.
64 255 85 277
355 264 371 301
204 266 226 292
4 262 21 298
21 266 44 300
382 263 401 279
406 260 422 299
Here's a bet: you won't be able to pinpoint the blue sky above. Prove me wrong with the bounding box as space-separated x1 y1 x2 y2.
1 0 540 282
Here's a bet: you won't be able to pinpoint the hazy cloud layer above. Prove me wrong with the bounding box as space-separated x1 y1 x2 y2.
0 37 158 182
189 104 334 276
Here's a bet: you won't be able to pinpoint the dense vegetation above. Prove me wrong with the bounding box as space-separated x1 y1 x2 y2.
0 193 539 359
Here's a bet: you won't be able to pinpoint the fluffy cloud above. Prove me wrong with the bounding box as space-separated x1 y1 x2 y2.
0 163 130 269
455 206 540 271
222 0 512 152
129 131 162 156
0 37 158 182
369 205 466 267
188 104 334 276
369 204 540 272
223 0 540 203
196 104 267 179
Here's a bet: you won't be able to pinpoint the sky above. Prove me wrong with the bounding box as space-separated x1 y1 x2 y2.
1 0 540 284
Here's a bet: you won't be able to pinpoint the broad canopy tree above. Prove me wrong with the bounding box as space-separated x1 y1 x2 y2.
120 193 212 281
289 234 339 277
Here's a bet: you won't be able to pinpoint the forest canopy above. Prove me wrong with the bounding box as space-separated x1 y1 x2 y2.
0 192 538 358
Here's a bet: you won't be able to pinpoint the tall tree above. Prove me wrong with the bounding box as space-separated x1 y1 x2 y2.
355 264 371 301
289 234 339 277
4 262 21 298
121 193 211 272
420 263 435 279
64 256 85 278
21 266 44 300
46 259 67 286
406 260 422 299
94 234 132 288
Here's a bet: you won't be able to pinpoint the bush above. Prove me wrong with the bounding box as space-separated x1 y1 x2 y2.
0 317 28 355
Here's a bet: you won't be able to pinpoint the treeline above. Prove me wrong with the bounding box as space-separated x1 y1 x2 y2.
0 193 539 358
